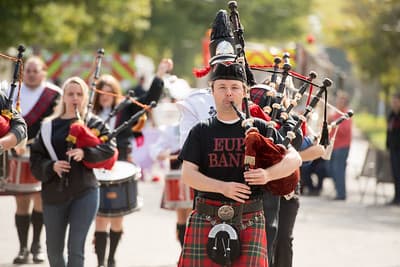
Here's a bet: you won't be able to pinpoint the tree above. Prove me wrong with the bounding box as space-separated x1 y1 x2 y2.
138 0 312 80
336 0 400 113
0 0 313 81
0 0 151 51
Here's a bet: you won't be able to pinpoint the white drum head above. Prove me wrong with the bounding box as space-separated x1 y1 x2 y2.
94 161 141 183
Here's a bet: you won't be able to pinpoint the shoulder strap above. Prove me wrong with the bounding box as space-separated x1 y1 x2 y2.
40 120 58 161
24 88 58 126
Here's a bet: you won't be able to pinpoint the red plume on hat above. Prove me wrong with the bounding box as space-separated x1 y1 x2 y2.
244 131 299 196
193 9 237 78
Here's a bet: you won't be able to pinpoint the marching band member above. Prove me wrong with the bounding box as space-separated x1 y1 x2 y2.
178 62 301 266
11 56 61 264
92 59 172 267
149 79 192 249
30 77 117 267
273 135 325 267
0 82 27 184
182 9 290 265
0 87 27 155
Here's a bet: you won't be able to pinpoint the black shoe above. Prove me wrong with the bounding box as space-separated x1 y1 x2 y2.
31 243 45 263
13 248 29 264
333 196 346 201
107 259 115 267
388 199 400 206
308 189 321 196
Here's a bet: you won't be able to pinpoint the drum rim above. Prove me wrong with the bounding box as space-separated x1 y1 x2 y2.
3 183 42 193
97 172 141 184
97 196 143 217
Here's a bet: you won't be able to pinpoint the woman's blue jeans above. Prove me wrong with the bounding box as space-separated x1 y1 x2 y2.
43 188 99 267
329 147 350 199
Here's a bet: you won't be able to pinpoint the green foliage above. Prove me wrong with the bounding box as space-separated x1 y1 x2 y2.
0 0 313 80
139 0 312 80
0 0 151 51
353 112 386 150
336 0 400 101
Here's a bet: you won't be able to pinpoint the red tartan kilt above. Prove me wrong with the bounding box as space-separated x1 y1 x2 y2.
178 201 268 267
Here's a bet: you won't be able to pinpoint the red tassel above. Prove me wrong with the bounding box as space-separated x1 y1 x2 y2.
192 65 211 78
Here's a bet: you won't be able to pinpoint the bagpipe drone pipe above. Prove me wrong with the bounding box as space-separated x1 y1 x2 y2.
241 76 334 195
227 2 301 196
0 45 25 137
227 1 340 195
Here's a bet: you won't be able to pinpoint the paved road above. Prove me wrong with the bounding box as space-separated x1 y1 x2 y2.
0 129 399 267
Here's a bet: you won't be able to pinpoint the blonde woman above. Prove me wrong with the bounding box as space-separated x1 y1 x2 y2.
30 77 116 267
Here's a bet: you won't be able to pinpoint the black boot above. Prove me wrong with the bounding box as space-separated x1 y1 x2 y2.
13 214 30 264
177 223 186 248
95 231 108 267
13 247 29 264
108 230 122 267
30 210 45 263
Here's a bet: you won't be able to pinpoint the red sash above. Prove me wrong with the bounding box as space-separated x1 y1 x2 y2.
24 87 58 127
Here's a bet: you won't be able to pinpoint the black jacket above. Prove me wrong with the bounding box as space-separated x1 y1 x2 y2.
386 111 400 149
30 114 116 204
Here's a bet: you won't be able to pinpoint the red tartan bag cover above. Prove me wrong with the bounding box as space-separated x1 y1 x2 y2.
244 130 299 195
67 122 118 170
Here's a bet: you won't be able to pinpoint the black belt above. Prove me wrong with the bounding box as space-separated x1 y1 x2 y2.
196 198 263 224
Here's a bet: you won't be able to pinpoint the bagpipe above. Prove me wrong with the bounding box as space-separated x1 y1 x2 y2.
227 1 302 196
0 45 25 137
64 49 157 170
101 86 147 134
227 1 349 196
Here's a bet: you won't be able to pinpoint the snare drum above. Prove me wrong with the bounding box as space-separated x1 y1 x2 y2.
4 154 41 193
94 161 142 217
163 170 194 209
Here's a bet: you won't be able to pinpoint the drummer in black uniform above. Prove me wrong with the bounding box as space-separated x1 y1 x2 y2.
91 59 172 267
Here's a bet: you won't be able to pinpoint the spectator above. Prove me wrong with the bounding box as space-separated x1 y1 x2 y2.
386 92 400 205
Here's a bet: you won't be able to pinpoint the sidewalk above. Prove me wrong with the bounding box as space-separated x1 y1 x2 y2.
294 127 400 267
0 128 399 267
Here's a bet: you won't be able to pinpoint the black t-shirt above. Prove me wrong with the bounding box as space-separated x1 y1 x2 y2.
179 116 283 201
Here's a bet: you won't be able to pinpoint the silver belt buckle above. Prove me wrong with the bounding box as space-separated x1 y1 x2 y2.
217 205 234 221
